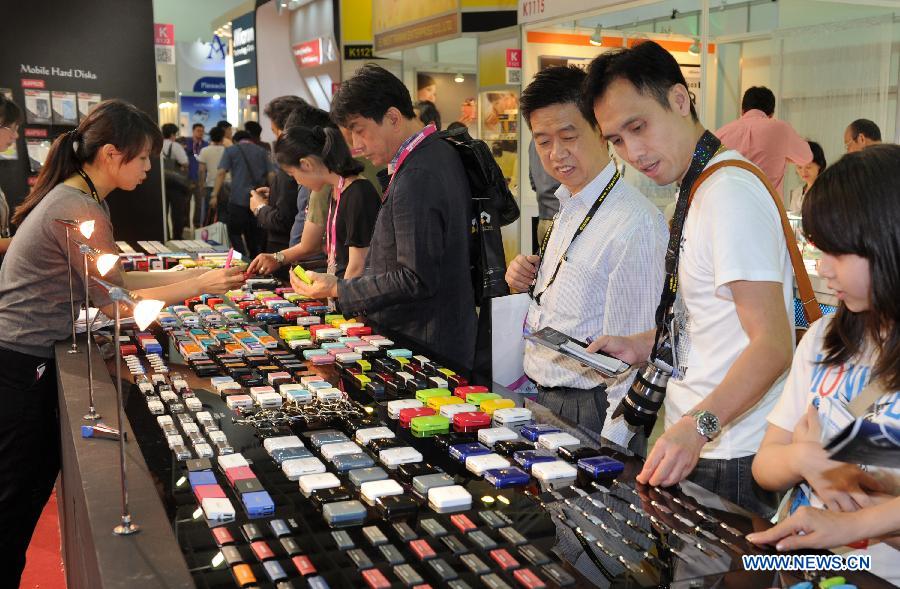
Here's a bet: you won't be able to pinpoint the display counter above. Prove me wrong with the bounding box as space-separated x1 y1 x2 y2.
55 299 890 589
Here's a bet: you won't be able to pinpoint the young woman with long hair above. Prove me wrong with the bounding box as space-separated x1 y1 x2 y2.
251 125 380 282
0 99 244 584
750 144 900 584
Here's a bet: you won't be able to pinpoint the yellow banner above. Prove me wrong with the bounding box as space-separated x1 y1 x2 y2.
372 0 458 35
340 0 373 43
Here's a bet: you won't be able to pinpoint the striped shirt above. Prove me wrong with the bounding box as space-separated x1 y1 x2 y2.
524 161 668 403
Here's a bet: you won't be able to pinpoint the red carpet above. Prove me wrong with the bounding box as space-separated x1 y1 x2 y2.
20 489 66 588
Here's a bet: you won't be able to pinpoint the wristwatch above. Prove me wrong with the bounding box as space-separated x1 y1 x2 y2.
273 251 285 265
688 410 721 442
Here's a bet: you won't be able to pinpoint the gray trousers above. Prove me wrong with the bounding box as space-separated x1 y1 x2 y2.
536 384 609 446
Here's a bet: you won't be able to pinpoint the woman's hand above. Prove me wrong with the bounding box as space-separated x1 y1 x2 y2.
198 266 246 294
795 441 883 512
747 506 864 551
247 253 282 276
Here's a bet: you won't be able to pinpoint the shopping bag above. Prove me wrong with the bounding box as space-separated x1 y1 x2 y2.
490 293 534 392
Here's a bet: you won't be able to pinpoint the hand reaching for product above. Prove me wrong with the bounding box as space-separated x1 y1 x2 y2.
200 266 246 294
247 253 282 276
289 269 338 299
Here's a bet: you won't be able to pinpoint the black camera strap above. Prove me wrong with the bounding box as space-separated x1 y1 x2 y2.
75 167 101 204
529 169 620 305
649 131 723 361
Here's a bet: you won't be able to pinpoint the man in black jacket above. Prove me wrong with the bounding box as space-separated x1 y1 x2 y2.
290 64 477 369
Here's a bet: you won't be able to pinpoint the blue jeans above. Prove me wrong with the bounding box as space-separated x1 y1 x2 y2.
687 454 779 518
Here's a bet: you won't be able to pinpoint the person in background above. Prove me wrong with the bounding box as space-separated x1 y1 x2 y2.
246 97 332 276
212 129 274 257
750 145 900 584
414 100 442 131
508 66 667 445
0 100 244 586
715 86 812 195
161 123 190 240
244 120 270 152
788 140 826 215
584 41 793 517
528 138 561 246
266 126 380 280
417 73 437 103
0 95 22 258
184 122 207 230
844 118 882 153
216 119 234 146
197 125 227 226
248 100 301 254
292 64 477 368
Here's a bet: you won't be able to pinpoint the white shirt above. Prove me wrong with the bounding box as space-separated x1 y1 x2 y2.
665 150 793 460
198 144 226 187
768 315 899 585
162 138 188 166
524 161 668 404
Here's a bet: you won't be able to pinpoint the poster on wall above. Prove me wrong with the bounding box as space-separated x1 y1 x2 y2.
179 95 228 135
414 71 476 133
51 91 78 125
24 89 52 124
176 38 226 94
0 88 16 160
26 139 51 173
481 90 518 138
77 92 102 121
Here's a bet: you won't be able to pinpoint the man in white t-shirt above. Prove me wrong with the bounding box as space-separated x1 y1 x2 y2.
197 125 227 226
507 65 667 447
583 41 794 517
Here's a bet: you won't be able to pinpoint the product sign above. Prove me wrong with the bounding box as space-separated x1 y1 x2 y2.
293 39 324 68
21 78 45 89
506 49 521 68
155 23 176 64
232 12 257 88
372 0 460 52
344 44 377 60
518 0 627 24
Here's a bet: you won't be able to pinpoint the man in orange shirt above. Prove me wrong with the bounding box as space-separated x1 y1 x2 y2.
716 86 812 196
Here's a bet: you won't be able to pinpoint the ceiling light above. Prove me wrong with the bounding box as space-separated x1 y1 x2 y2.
590 25 603 47
454 73 464 83
213 94 221 100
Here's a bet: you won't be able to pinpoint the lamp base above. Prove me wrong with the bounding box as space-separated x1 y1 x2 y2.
67 346 80 354
83 409 102 421
113 519 140 536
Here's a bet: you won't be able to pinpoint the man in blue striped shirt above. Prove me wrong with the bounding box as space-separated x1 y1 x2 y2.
508 66 668 448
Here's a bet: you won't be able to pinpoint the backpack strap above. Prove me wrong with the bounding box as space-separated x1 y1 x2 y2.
688 159 822 325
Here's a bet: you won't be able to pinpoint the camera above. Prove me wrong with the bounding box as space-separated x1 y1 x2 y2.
611 341 674 436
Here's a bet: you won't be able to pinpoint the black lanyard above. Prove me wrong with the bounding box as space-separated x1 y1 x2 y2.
649 130 723 360
75 168 101 204
529 169 620 305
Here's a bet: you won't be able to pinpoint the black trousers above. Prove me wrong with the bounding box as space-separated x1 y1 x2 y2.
226 203 261 258
0 348 60 589
166 183 190 241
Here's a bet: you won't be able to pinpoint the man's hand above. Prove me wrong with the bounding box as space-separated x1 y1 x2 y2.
505 254 540 292
289 270 338 299
586 333 651 366
636 415 706 487
250 186 270 211
747 506 863 551
209 192 218 209
247 253 281 276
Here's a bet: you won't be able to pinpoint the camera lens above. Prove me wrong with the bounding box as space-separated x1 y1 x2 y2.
612 343 673 430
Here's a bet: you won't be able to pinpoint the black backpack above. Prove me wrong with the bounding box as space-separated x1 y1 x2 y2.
439 127 519 300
